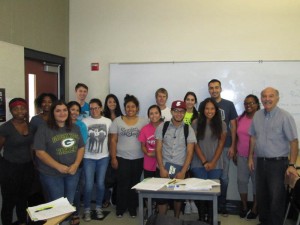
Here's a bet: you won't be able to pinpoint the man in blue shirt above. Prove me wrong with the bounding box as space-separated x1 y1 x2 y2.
199 79 238 216
248 87 298 225
75 83 90 120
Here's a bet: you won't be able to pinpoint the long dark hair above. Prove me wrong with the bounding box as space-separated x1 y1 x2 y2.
238 94 260 121
103 94 123 119
48 100 72 131
197 98 223 140
184 91 198 123
67 101 81 113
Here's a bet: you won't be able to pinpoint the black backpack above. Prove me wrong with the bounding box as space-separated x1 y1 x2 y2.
162 121 189 146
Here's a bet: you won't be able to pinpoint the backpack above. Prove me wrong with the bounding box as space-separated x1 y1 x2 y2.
162 121 189 146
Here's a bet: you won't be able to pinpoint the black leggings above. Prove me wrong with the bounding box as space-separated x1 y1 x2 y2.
1 160 34 225
116 157 143 213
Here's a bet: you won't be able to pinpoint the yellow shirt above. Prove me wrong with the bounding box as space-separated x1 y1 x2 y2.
184 112 193 125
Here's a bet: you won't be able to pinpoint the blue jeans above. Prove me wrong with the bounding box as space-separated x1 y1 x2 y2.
220 147 230 208
191 167 222 180
73 169 85 215
191 167 222 219
83 157 109 210
39 170 80 204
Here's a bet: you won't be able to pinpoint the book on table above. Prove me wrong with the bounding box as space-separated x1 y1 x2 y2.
132 177 220 191
27 197 75 221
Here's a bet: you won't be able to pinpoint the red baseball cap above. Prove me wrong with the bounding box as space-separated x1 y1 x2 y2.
171 100 186 110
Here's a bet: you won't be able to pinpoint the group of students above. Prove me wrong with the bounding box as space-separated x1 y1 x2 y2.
148 84 259 223
0 79 296 225
0 83 120 225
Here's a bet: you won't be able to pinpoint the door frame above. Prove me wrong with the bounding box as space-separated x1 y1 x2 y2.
24 48 65 100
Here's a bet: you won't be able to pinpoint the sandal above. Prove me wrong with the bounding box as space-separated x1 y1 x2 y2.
102 201 110 208
70 215 80 225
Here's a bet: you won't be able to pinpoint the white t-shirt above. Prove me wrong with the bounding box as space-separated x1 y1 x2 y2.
82 116 112 159
161 107 172 122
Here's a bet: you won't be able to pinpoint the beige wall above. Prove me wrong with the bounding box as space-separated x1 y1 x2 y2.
0 41 25 99
69 0 300 101
0 0 70 98
0 0 69 57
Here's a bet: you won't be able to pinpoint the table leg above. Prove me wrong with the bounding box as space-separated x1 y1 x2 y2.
213 196 218 225
147 197 152 217
139 194 144 225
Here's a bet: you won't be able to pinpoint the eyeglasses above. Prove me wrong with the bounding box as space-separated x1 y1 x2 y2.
243 102 256 106
172 109 186 114
90 107 100 111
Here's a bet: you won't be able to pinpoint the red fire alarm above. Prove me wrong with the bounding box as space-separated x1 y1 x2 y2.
91 63 99 71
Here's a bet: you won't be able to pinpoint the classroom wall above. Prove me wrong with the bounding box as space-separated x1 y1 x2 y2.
69 0 300 201
0 41 25 101
0 41 24 224
0 0 69 57
0 0 70 98
69 0 300 101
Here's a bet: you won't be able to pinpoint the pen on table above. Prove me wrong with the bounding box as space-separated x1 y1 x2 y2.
167 179 176 185
166 184 186 188
34 206 53 213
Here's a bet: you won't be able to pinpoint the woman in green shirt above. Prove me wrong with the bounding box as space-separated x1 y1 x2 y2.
183 91 198 125
183 91 199 214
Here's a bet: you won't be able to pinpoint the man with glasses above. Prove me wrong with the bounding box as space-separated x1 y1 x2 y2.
155 100 196 218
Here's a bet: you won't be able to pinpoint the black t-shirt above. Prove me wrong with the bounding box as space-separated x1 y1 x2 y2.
0 120 33 163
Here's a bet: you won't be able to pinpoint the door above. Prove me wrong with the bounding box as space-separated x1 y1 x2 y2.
24 48 65 120
25 59 59 119
25 59 58 97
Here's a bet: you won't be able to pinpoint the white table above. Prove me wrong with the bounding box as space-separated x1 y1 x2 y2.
137 184 220 225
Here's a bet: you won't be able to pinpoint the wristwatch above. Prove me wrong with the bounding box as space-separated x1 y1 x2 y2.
288 163 296 168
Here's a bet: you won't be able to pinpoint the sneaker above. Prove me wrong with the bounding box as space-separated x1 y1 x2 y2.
239 209 249 218
221 208 228 217
96 208 104 219
190 201 198 214
116 211 123 218
129 210 137 218
184 202 191 214
83 211 91 222
246 211 258 220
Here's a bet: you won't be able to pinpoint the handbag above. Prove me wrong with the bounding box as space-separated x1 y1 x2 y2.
104 162 117 189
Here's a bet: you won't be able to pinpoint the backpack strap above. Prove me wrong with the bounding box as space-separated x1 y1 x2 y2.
162 121 170 139
183 124 189 146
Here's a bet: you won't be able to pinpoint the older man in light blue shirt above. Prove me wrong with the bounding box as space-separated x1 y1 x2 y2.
248 87 298 225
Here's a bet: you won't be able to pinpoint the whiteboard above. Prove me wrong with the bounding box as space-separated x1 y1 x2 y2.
110 61 300 140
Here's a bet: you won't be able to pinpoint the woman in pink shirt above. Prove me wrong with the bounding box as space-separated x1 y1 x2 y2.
235 94 260 220
138 105 162 178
